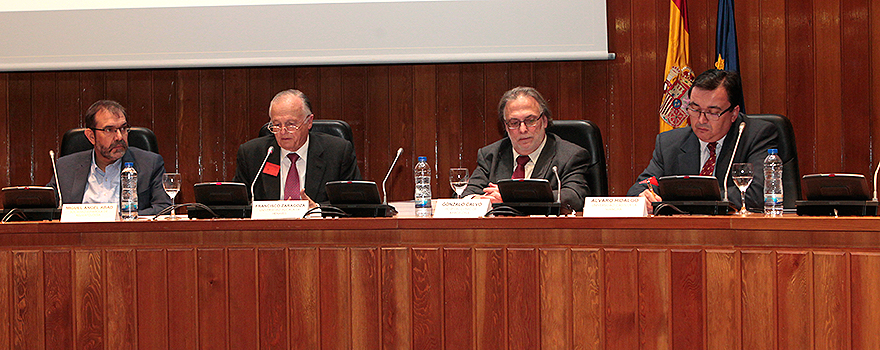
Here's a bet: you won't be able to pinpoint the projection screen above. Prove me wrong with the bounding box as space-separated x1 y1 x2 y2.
0 0 612 71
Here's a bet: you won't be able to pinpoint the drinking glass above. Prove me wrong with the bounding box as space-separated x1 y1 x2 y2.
163 173 182 219
731 163 753 216
449 168 469 199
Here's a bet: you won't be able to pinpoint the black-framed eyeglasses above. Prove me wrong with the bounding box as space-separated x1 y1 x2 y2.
268 115 313 134
504 114 544 130
88 124 131 135
685 104 735 121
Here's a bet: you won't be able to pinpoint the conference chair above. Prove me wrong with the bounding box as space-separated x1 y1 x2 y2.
547 120 609 196
258 120 353 142
60 127 159 157
748 114 801 208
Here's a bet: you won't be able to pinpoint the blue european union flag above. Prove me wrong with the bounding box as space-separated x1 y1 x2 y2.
715 0 739 72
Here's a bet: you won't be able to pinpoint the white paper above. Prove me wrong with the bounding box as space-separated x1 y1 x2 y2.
60 203 119 222
581 197 648 217
432 199 491 218
251 200 310 219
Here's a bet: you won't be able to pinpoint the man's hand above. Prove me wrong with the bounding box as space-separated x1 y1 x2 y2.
479 183 503 203
639 189 662 213
300 189 318 209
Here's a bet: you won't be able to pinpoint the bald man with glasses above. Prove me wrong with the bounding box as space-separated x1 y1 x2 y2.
628 69 779 213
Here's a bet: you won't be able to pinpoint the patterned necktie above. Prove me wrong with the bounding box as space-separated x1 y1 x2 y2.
700 142 717 176
512 155 530 179
284 153 301 200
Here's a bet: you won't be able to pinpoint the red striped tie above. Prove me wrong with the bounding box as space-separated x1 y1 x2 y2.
700 142 717 176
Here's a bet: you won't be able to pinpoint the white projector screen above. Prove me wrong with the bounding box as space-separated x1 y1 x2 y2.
0 0 612 71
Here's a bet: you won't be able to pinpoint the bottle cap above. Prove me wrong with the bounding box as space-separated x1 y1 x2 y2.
767 149 778 155
124 162 134 167
418 156 427 162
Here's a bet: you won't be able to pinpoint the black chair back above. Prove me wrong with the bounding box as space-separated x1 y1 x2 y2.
60 127 159 157
259 120 353 142
747 114 801 208
546 120 609 196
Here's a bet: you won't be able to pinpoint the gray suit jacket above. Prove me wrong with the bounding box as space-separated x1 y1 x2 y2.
233 132 361 203
627 115 778 210
462 133 591 212
47 148 172 215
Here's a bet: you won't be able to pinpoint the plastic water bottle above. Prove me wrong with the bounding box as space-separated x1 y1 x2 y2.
763 149 783 216
121 162 138 220
414 156 432 217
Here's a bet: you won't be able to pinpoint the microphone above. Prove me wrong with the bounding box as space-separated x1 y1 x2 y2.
552 166 561 204
382 147 404 204
722 120 746 202
250 146 274 203
49 150 62 209
873 160 880 201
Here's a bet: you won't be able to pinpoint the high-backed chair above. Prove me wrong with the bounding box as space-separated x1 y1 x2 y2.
258 120 353 142
60 127 159 157
748 114 801 208
546 120 609 196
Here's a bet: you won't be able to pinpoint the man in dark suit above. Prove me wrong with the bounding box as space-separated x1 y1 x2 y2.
233 89 361 203
628 69 778 212
48 100 171 216
462 86 591 212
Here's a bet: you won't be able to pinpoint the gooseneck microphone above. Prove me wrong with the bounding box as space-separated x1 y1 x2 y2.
873 161 880 201
382 148 404 204
722 120 747 202
552 166 561 204
250 146 274 203
49 150 62 208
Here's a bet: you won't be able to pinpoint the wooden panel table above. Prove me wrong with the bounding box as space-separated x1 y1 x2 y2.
1 215 879 349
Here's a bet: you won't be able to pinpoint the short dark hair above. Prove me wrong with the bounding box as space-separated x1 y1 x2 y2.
84 100 128 129
689 69 744 110
497 86 553 127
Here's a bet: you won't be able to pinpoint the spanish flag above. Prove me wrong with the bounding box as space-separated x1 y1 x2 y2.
715 0 739 71
659 0 693 132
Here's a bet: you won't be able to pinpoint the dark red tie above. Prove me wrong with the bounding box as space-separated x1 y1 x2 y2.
700 142 717 176
512 155 530 179
284 153 301 200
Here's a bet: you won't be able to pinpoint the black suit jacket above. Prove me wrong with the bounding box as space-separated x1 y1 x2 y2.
47 147 172 215
462 133 591 212
627 114 779 210
233 132 361 203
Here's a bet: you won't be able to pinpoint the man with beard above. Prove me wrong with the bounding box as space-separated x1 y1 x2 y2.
48 100 171 215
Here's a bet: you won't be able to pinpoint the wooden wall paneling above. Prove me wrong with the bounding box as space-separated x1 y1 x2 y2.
758 0 788 115
410 65 437 200
268 68 297 102
533 63 560 117
482 63 509 155
0 74 8 187
507 248 539 350
443 248 473 349
604 249 638 348
872 0 880 171
294 67 320 104
686 0 711 72
258 247 288 349
105 250 136 349
606 0 635 198
556 62 584 121
247 68 272 141
840 0 872 174
176 70 202 190
539 248 570 350
79 72 105 117
136 249 167 349
223 69 250 180
105 71 129 107
435 64 462 196
411 247 442 349
571 249 603 350
474 248 505 349
55 72 81 153
227 248 258 349
199 69 226 182
32 72 56 188
740 250 776 350
363 65 387 182
318 67 344 127
351 248 380 350
126 70 152 129
507 63 532 88
813 252 849 349
387 65 414 202
776 251 812 349
167 248 197 349
289 248 319 348
737 0 763 113
631 0 663 173
197 248 228 349
12 250 43 349
319 247 351 349
785 0 817 174
0 250 9 350
150 70 179 179
851 253 880 350
74 250 103 349
813 0 843 172
459 63 485 182
8 73 33 185
670 250 703 349
637 249 671 350
705 250 740 349
381 247 412 349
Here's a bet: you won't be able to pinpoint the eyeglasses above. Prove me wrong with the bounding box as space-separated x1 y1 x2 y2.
685 104 735 121
88 124 131 135
504 114 543 130
268 115 312 134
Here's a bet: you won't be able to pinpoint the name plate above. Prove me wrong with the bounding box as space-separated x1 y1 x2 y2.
432 199 491 218
251 200 309 219
582 197 648 217
61 203 119 222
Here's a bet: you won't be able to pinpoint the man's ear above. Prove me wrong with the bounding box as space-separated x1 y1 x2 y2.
85 129 97 146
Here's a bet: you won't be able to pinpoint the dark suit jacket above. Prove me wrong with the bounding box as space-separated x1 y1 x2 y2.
47 148 172 215
462 133 591 212
627 114 779 210
233 132 361 203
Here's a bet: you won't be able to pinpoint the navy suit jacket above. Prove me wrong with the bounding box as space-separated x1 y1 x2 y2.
47 147 172 215
233 132 361 203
